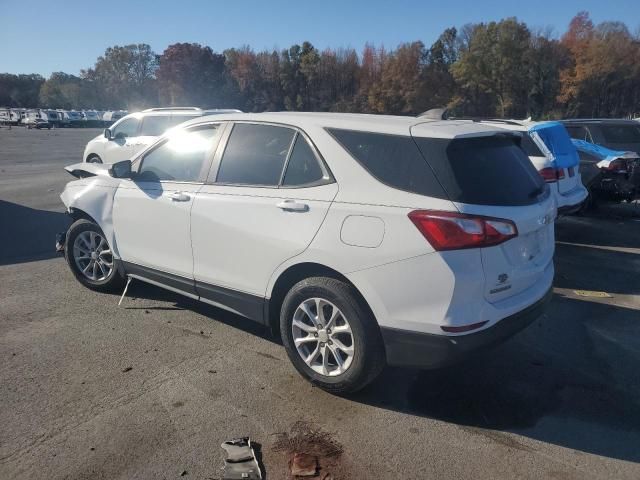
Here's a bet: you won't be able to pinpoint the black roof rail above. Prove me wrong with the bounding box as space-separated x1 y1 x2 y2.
447 117 527 126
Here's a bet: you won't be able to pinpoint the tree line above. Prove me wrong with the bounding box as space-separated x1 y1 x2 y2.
1 12 639 119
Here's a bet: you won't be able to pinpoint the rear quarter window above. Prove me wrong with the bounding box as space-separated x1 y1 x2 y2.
414 135 547 206
327 128 447 198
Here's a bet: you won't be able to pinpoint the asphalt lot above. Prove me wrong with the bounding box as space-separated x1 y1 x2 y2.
1 126 640 480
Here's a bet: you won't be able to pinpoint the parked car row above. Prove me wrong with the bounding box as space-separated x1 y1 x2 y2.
0 107 128 128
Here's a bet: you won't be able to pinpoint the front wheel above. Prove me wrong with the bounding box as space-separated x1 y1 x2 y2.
280 277 385 394
86 154 102 164
64 219 125 292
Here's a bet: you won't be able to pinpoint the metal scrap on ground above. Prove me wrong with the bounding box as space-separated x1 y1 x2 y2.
220 437 262 480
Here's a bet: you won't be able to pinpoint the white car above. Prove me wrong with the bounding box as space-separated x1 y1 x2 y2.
474 120 588 215
83 108 241 163
59 112 555 393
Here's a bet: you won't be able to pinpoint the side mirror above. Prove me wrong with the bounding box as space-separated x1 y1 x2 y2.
109 160 133 179
104 128 112 140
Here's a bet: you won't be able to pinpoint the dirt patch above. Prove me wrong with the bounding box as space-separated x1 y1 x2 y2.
272 421 343 478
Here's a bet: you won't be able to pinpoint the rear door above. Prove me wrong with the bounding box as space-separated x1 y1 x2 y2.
191 122 337 317
412 132 556 304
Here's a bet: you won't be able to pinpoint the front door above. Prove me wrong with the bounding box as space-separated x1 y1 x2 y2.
191 122 338 319
112 123 224 294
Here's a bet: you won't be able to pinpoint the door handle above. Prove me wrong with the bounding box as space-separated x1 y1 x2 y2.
276 200 309 212
169 192 191 202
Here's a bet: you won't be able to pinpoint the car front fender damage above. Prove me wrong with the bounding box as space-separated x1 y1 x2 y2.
60 177 121 258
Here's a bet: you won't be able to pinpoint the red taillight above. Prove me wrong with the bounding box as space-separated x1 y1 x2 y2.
539 167 564 183
408 210 518 251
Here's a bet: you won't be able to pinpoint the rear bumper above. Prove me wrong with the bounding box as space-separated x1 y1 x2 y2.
556 184 588 215
380 287 553 369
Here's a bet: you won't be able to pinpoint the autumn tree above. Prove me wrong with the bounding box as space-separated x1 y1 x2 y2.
83 44 158 109
451 18 532 117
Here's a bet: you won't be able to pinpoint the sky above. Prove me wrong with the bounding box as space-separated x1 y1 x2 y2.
1 0 639 77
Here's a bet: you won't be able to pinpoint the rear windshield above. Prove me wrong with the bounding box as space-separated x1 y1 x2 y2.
601 125 640 143
414 135 547 206
327 129 447 198
520 134 545 157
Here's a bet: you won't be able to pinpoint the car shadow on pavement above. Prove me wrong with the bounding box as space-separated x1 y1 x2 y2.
0 199 70 266
556 204 640 251
121 280 279 345
554 243 640 296
353 293 640 464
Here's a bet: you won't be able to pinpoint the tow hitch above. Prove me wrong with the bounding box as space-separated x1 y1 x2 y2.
55 232 66 253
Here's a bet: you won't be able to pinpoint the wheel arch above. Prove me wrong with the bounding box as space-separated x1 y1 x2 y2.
266 262 377 335
68 207 99 224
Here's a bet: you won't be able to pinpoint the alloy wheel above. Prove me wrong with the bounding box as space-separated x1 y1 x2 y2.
291 297 355 376
73 231 113 281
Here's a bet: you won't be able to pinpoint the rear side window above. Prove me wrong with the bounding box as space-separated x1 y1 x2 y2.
601 125 640 143
140 115 170 136
282 136 325 186
415 136 546 206
112 117 139 138
169 115 199 127
217 123 296 186
327 128 447 198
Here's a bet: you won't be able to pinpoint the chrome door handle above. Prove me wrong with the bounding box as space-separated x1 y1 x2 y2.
276 200 309 212
169 192 190 202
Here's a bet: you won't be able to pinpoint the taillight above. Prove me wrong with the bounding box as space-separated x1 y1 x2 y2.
539 167 564 183
408 210 518 251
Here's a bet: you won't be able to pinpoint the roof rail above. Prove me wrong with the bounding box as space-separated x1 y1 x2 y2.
447 117 527 126
417 108 449 120
142 107 202 112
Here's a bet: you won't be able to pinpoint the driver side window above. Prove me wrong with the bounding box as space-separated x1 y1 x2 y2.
137 125 220 182
112 118 140 138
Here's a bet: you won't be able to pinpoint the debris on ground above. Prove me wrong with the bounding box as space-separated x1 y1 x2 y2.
121 367 132 373
220 437 262 480
273 421 343 478
290 453 317 476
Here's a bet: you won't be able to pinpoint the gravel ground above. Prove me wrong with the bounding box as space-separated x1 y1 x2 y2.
1 126 639 479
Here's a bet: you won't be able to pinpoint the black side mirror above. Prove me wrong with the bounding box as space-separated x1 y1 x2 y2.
109 160 133 179
104 128 112 140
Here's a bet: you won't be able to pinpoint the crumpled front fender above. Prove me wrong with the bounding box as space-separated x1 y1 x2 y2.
60 176 121 258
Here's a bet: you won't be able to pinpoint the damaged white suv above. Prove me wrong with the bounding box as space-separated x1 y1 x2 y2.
59 112 555 393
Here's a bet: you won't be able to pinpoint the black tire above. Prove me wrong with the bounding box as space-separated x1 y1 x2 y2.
86 154 102 164
280 277 385 394
64 219 125 292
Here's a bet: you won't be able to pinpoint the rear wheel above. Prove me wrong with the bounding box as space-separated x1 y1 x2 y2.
86 154 102 164
64 219 125 292
280 277 385 394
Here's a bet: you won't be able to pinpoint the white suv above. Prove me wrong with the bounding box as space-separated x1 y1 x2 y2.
59 112 555 393
82 107 241 163
476 119 588 214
